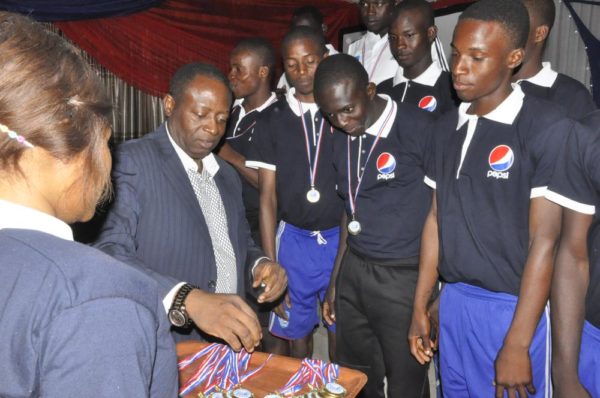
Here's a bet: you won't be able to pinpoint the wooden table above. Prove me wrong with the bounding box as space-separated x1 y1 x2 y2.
177 341 367 397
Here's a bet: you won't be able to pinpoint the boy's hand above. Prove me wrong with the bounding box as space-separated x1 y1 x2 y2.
494 343 535 398
322 284 336 325
408 310 435 364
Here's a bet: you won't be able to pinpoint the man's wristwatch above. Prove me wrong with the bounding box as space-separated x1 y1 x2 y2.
168 283 196 328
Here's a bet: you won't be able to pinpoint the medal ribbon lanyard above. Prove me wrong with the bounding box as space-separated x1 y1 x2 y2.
346 104 395 221
298 101 325 190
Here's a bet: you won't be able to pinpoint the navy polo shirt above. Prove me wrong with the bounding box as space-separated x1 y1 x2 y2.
546 111 600 328
426 86 570 295
246 88 343 230
333 95 434 260
225 93 277 213
517 62 596 119
378 62 458 117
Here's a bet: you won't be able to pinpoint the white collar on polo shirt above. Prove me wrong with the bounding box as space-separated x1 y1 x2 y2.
360 94 396 139
233 92 277 132
456 84 525 130
286 87 319 117
166 122 220 176
393 61 443 87
236 92 277 117
516 62 558 88
0 199 73 241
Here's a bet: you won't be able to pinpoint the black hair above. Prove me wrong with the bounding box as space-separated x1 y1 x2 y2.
521 0 556 31
169 62 230 102
281 26 327 57
459 0 530 49
292 6 324 26
314 54 368 98
232 38 276 74
394 0 434 28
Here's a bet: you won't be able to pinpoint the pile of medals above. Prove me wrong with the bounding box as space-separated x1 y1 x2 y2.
178 343 271 397
178 343 347 397
265 358 347 397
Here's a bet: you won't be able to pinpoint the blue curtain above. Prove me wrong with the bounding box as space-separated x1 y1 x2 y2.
563 0 600 107
0 0 162 21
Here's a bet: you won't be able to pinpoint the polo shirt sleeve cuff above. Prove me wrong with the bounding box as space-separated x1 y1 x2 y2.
252 256 271 277
545 189 596 215
162 281 186 313
245 160 276 171
424 175 436 189
530 186 547 198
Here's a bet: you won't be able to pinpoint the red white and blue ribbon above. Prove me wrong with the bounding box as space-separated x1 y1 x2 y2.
298 101 325 191
346 101 396 220
276 358 340 396
178 343 272 397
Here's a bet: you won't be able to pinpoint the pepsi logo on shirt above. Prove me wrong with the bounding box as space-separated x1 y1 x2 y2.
418 96 438 112
487 145 514 180
376 152 396 180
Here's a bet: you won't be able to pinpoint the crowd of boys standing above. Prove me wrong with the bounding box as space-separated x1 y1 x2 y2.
204 0 599 397
93 0 600 396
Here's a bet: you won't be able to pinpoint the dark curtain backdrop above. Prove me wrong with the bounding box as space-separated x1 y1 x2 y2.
0 0 162 20
55 0 360 96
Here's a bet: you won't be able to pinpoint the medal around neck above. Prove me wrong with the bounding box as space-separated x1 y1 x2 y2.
306 187 321 203
347 220 361 235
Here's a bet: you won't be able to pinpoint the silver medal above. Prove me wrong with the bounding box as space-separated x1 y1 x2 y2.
347 220 362 235
306 187 321 203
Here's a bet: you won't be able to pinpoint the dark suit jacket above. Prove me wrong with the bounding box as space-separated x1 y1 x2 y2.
95 124 264 325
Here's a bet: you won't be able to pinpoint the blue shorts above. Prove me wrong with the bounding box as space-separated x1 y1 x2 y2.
579 320 600 396
439 283 551 397
268 221 339 340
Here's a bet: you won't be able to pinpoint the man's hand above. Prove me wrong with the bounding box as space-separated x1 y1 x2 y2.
185 289 262 352
253 260 287 303
494 343 536 398
322 283 336 325
408 310 435 365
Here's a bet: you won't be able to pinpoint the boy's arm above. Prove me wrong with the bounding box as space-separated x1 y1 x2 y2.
494 198 562 397
551 209 593 398
217 141 259 189
257 167 277 261
408 191 440 364
323 212 348 325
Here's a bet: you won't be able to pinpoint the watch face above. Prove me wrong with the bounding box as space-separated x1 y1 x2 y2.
168 309 186 327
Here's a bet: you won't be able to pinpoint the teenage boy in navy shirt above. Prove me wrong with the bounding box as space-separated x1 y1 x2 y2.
546 110 600 398
378 0 457 117
277 6 338 92
219 38 277 245
315 53 434 398
512 0 596 118
217 38 279 352
246 27 343 359
347 0 447 85
408 0 571 396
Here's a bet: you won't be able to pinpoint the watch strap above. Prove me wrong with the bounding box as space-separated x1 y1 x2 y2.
169 283 196 328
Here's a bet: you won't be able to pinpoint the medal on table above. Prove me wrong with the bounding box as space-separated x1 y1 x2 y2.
298 101 325 204
345 103 393 235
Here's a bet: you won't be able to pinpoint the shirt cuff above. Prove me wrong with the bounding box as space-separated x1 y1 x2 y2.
530 186 547 198
424 175 436 189
251 256 271 277
162 282 186 314
545 189 596 215
245 160 276 171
